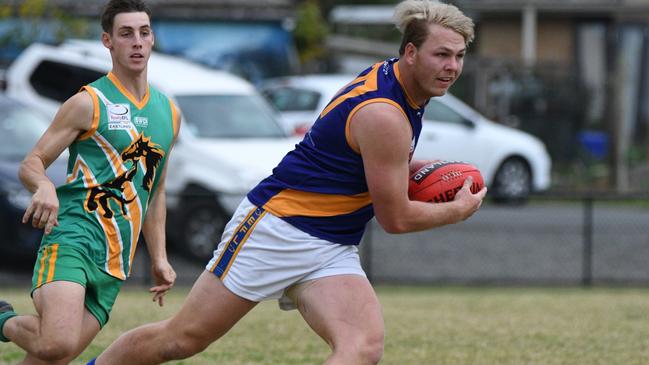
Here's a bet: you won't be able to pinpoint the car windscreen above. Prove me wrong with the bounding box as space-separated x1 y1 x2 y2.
423 99 468 125
262 86 321 112
175 94 286 138
0 104 48 159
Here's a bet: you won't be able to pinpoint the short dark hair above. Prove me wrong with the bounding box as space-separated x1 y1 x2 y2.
101 0 152 34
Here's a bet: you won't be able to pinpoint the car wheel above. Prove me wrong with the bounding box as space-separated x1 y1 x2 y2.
180 201 228 261
491 158 532 204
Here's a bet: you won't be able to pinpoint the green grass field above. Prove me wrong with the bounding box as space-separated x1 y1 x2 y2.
2 285 649 364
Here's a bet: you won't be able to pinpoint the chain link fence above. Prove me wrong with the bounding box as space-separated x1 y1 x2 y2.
2 193 649 287
360 194 649 286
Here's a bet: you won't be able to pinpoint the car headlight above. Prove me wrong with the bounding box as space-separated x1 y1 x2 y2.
7 188 33 210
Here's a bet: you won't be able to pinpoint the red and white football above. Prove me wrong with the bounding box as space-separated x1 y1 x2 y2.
408 161 484 203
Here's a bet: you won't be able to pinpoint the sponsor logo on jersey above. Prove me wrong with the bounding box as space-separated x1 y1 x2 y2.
134 116 149 128
107 103 131 130
408 136 416 162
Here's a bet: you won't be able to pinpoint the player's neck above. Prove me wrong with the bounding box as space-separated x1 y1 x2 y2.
110 68 148 102
396 61 428 107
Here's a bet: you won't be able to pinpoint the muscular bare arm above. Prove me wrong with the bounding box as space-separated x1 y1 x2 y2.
141 104 181 306
141 165 176 306
19 91 94 234
350 102 487 234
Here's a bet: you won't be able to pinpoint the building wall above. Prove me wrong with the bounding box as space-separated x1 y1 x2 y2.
478 17 574 65
537 20 574 64
477 19 521 61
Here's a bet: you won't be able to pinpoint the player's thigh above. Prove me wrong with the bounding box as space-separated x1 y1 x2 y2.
296 274 384 344
32 281 99 343
167 271 258 343
32 243 121 329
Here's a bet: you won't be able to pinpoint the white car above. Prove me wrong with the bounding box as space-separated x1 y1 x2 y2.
261 74 552 203
6 41 298 260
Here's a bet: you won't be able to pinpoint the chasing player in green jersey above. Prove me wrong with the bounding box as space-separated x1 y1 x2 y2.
0 1 180 363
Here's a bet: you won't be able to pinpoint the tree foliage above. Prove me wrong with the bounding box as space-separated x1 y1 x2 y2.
0 0 92 50
293 0 329 66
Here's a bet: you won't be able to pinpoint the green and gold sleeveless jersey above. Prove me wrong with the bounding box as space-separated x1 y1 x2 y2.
42 72 178 280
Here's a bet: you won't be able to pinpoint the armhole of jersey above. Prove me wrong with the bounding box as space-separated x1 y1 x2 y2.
168 97 180 138
77 86 100 141
320 64 380 119
345 98 409 154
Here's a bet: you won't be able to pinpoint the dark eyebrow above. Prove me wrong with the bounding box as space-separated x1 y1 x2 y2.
117 25 151 32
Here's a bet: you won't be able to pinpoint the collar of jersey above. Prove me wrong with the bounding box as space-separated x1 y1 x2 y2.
393 61 423 110
107 72 150 110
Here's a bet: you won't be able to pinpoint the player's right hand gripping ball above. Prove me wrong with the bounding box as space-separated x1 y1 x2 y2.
408 161 484 203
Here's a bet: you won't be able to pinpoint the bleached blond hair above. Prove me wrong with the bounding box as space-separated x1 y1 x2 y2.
394 0 474 55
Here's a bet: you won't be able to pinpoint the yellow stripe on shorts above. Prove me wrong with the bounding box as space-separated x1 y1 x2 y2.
36 244 59 287
210 207 266 279
36 245 49 287
46 244 59 283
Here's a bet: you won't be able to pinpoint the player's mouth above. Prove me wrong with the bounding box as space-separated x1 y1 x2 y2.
130 53 144 60
436 76 454 86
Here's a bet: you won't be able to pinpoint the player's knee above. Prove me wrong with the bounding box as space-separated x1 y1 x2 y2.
358 331 384 364
334 330 384 365
33 337 77 362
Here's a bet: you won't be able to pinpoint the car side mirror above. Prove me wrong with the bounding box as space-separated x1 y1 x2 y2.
462 118 476 129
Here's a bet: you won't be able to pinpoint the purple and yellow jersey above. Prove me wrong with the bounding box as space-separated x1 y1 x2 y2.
247 58 425 245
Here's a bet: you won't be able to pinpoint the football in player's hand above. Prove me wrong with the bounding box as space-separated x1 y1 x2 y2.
408 161 484 203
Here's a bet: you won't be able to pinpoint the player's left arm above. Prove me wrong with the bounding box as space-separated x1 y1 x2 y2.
141 103 182 306
142 164 176 307
352 102 485 234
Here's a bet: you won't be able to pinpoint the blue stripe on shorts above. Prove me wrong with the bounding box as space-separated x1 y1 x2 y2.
210 206 266 278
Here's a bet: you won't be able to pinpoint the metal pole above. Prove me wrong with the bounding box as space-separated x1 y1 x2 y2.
582 196 593 286
522 5 537 68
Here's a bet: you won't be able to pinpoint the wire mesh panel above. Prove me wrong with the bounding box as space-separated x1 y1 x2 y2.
361 197 649 286
592 202 649 284
2 194 649 288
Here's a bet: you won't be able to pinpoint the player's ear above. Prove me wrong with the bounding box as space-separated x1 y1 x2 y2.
403 42 417 65
101 32 113 50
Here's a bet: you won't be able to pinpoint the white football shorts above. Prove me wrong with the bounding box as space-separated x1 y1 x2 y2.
205 197 366 310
